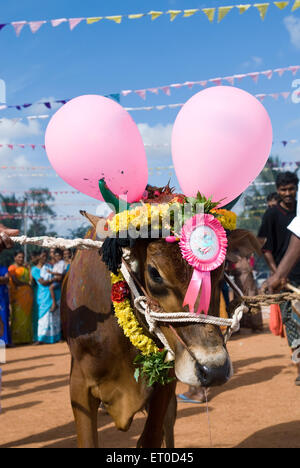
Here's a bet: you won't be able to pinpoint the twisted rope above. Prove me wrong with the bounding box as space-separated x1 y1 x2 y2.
241 292 300 307
11 235 103 250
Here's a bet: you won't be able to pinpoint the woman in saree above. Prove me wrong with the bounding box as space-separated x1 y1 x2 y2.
8 251 33 345
31 251 61 344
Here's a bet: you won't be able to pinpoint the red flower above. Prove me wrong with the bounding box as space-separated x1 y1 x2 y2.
111 281 130 303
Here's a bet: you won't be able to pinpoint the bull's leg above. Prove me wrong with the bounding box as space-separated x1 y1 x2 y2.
70 359 100 448
163 390 177 448
137 379 177 448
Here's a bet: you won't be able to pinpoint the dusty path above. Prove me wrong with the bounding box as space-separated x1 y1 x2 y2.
0 324 300 448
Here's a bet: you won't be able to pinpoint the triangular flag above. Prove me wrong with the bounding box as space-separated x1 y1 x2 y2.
170 83 183 89
274 67 286 76
0 24 7 31
184 81 195 89
183 9 199 17
248 72 260 83
292 0 300 10
69 18 83 30
271 93 279 99
236 4 251 13
218 6 233 22
135 90 146 99
86 17 103 25
11 21 27 37
44 102 52 109
261 69 273 79
289 65 300 75
167 10 182 21
281 92 290 99
235 73 247 81
199 80 208 87
106 16 122 24
254 3 270 20
148 88 159 94
210 78 222 85
121 90 132 97
224 76 235 85
128 14 145 20
202 8 216 22
29 21 46 33
274 1 289 9
256 93 266 101
51 18 67 27
161 86 171 95
148 11 163 20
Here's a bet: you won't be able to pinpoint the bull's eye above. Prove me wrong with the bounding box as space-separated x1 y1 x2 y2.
148 266 163 284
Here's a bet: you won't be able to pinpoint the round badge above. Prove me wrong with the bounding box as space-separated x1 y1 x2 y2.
180 213 228 272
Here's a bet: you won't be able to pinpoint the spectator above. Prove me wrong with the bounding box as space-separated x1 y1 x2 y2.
8 251 33 345
63 249 72 274
31 250 61 344
258 171 300 384
0 264 11 346
48 249 66 312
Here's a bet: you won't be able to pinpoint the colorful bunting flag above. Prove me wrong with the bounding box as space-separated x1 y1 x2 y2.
183 9 199 17
236 4 252 13
218 6 234 22
167 10 182 21
202 8 216 22
11 21 26 37
254 3 270 19
148 11 163 20
128 14 145 20
86 17 103 25
292 0 300 10
274 1 289 9
106 16 122 24
69 18 83 30
28 21 46 33
51 18 67 27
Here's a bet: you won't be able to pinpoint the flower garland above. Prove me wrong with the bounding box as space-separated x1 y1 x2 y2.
108 196 237 235
111 271 174 386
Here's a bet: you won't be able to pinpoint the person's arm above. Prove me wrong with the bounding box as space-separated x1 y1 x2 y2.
0 224 19 252
262 234 300 292
263 250 277 274
38 278 53 286
0 274 9 285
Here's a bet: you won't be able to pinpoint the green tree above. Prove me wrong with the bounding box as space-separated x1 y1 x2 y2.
68 224 89 239
0 193 24 266
237 155 281 234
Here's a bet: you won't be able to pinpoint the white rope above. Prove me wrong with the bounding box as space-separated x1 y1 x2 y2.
10 234 247 349
11 235 103 250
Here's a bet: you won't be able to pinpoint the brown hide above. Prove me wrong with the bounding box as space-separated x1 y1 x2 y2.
62 218 262 448
61 228 153 437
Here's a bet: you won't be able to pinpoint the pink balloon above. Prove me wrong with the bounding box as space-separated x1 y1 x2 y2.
172 86 273 206
45 95 148 202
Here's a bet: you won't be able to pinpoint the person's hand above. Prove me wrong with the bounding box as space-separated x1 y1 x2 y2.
0 223 19 252
260 273 287 294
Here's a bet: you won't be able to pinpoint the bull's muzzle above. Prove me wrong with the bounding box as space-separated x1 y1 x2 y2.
195 357 231 388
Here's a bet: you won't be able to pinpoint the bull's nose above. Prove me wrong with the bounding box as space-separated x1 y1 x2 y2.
195 358 231 388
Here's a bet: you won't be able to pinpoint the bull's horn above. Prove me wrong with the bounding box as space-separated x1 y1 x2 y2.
98 178 131 214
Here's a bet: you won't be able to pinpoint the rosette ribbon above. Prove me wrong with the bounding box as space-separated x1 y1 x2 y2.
180 214 228 315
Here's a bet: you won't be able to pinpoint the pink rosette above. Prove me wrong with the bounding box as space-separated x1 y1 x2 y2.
179 214 227 315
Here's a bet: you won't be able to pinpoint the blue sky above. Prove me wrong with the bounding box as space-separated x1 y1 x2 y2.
0 0 300 231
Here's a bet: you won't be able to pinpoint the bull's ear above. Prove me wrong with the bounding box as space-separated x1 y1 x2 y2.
80 211 104 229
226 229 262 262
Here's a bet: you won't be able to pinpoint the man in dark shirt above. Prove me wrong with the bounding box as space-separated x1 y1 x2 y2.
258 171 300 385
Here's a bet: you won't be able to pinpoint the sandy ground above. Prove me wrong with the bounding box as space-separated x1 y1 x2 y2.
0 320 300 448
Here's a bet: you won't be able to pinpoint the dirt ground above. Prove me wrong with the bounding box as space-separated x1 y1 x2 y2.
1 318 300 448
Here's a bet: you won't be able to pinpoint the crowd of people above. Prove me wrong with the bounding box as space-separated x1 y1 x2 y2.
0 247 72 347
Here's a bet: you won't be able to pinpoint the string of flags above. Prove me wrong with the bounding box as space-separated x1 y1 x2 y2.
0 213 87 221
1 1 300 37
0 90 299 127
0 65 298 108
0 93 120 109
0 139 299 153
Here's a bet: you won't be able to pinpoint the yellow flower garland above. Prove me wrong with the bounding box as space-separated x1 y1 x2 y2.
210 209 237 231
111 272 159 356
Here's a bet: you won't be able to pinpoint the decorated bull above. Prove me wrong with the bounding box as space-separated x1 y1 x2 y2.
61 182 261 448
